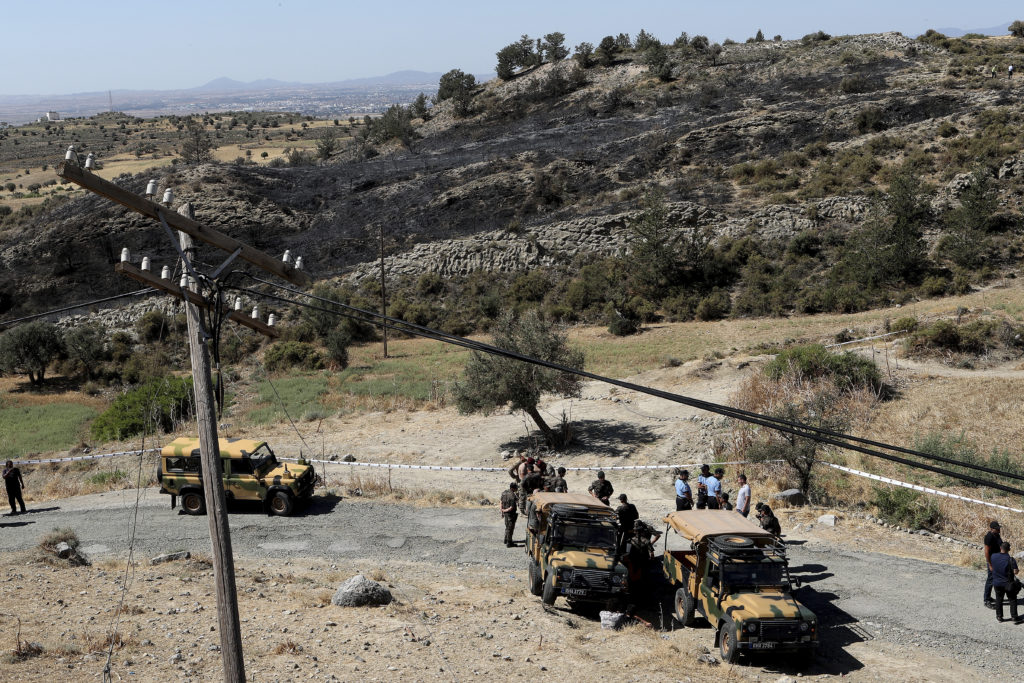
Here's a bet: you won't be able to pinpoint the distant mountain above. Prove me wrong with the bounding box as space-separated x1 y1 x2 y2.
193 77 302 92
928 22 1012 37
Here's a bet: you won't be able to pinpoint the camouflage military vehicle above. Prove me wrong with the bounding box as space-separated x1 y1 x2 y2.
157 437 314 516
524 492 628 609
661 510 816 663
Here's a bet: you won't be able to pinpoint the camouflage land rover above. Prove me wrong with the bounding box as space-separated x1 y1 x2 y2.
525 492 628 610
157 437 315 516
661 510 817 664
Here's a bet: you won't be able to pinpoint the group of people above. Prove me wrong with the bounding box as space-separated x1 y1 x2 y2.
3 460 26 516
499 456 784 547
983 520 1022 624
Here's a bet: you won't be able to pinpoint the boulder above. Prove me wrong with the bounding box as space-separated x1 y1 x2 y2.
151 551 191 565
772 489 805 506
1014 551 1024 561
331 574 393 607
55 542 73 559
817 514 837 527
342 454 357 462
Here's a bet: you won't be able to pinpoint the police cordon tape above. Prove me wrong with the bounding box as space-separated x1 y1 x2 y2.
279 457 780 472
14 448 162 465
823 462 1024 514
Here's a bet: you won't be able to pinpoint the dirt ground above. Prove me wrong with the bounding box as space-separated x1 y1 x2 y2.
0 542 983 683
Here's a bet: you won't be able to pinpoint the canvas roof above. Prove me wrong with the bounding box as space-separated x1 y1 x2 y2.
161 437 267 459
529 492 614 514
662 509 773 543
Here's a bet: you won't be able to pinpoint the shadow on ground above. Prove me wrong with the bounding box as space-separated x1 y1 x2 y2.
500 419 661 458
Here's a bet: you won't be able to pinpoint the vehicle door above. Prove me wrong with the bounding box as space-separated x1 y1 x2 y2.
699 558 723 626
226 456 262 502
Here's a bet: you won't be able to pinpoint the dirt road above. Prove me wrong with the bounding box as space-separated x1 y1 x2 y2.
1 488 1020 679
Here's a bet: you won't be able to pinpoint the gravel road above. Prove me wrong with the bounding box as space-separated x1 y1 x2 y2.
2 489 1021 677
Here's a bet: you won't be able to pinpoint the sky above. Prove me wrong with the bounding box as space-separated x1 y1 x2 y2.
1 0 1019 95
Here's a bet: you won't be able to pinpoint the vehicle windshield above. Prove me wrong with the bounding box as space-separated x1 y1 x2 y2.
553 524 617 550
721 561 786 587
249 444 278 475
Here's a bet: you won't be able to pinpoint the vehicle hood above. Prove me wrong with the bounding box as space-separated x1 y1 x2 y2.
550 550 619 571
262 464 311 483
722 591 809 620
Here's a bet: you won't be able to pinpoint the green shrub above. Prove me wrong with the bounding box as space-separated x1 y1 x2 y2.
324 327 350 369
695 290 731 321
890 316 918 333
871 487 942 529
263 341 325 372
88 469 129 486
919 275 949 297
136 310 173 343
765 343 882 391
91 376 194 440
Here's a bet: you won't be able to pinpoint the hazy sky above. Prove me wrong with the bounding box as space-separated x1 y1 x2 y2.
2 0 1018 94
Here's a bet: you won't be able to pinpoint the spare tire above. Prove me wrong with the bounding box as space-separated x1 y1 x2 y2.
717 535 755 549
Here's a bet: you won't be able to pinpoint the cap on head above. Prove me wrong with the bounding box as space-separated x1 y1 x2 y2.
714 467 724 476
755 502 766 511
597 470 605 479
557 467 566 475
680 469 689 478
510 482 518 489
990 520 1001 529
700 464 710 471
527 457 535 464
618 493 627 501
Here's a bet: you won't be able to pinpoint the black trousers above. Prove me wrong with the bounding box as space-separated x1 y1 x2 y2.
6 486 25 513
675 496 692 511
994 582 1020 621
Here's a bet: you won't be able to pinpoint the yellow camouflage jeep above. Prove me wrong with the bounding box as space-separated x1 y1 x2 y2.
157 437 315 516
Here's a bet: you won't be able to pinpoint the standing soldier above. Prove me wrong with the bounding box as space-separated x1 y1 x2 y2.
984 520 1004 608
549 466 568 493
500 482 519 547
705 467 724 510
588 470 614 505
519 465 544 514
674 469 692 511
616 493 639 551
3 460 26 515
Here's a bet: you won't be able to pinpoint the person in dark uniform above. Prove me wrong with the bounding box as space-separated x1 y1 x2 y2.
991 541 1021 623
984 520 1004 608
625 519 663 592
718 492 733 511
500 482 519 547
519 465 544 514
3 460 26 515
755 502 781 536
588 470 613 505
695 465 711 509
616 493 639 549
550 467 568 493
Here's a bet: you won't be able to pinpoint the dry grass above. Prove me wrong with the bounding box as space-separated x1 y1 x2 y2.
79 630 136 654
271 639 302 655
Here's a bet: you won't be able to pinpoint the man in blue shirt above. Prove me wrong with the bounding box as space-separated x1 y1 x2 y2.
991 541 1021 623
705 468 723 510
674 470 692 511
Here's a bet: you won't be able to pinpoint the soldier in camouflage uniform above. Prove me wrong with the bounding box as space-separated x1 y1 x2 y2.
550 466 568 493
500 482 519 547
588 470 613 505
519 464 543 514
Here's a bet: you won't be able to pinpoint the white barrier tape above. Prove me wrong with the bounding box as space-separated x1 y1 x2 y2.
824 462 1024 514
282 458 782 472
14 448 161 466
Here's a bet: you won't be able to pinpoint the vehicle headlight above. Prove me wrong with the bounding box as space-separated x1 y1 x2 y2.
611 574 623 585
799 621 810 632
559 568 573 581
746 621 759 634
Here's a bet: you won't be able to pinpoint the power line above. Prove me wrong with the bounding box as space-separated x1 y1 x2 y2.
0 288 155 328
223 276 1024 498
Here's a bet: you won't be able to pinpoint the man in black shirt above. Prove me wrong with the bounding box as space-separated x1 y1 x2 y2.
588 470 613 505
990 541 1021 623
983 520 1003 608
3 460 26 515
616 493 639 553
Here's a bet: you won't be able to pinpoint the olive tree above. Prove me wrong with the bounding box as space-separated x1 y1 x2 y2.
1010 20 1024 38
179 118 213 164
0 321 64 385
437 69 477 117
454 310 584 448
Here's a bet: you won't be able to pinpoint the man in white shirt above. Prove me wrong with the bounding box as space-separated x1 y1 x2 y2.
735 473 751 517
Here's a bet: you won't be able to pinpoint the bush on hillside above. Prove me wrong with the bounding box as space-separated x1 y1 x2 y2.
871 487 942 529
91 376 194 440
765 344 882 392
263 341 325 372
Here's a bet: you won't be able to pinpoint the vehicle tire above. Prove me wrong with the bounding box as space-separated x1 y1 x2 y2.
674 586 696 627
719 618 740 664
542 571 557 605
718 535 755 550
181 490 206 515
268 490 294 516
528 559 543 596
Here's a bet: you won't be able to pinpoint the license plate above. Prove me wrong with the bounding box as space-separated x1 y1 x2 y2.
562 588 587 596
750 642 777 649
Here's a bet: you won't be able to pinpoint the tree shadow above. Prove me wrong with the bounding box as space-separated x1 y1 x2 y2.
7 375 84 394
500 418 661 458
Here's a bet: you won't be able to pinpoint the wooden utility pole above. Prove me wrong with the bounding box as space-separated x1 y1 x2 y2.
379 226 388 358
178 203 245 682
